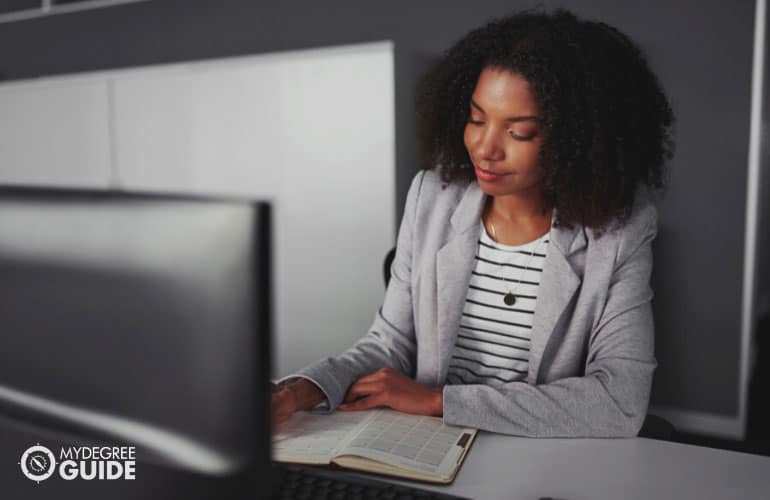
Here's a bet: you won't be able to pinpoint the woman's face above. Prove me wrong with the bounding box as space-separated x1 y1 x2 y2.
463 67 544 198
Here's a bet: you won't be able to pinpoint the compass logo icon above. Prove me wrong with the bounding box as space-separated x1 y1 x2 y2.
19 444 56 482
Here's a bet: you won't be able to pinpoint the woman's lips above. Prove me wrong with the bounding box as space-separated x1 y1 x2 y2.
474 164 508 182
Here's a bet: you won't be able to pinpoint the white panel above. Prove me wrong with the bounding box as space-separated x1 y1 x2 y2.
111 42 396 377
112 62 284 197
274 44 396 376
0 78 111 188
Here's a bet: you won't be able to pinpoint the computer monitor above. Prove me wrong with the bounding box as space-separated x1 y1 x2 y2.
0 187 271 498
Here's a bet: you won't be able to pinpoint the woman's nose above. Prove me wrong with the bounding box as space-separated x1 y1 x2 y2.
473 128 504 161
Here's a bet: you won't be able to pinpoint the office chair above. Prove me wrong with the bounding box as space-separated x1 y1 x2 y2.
382 247 675 441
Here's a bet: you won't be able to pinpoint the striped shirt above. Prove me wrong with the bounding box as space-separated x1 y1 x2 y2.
446 221 549 387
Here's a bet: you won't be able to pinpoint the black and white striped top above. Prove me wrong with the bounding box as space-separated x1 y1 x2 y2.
446 221 549 387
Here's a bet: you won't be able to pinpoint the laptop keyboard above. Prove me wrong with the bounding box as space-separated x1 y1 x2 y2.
270 463 471 500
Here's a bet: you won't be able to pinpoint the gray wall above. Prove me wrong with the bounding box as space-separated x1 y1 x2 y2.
0 0 761 435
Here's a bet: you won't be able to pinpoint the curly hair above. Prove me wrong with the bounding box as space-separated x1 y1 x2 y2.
416 9 675 232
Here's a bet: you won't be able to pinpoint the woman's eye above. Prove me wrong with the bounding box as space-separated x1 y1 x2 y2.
468 117 484 125
508 129 536 141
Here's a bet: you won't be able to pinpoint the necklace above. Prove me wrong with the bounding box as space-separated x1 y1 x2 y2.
487 215 547 306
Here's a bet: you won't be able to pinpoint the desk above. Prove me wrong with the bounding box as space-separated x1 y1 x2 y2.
4 417 770 500
378 432 770 500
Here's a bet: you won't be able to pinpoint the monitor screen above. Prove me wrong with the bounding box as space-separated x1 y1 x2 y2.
0 188 271 497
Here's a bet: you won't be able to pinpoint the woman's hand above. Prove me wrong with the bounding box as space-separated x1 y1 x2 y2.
339 367 443 416
271 386 297 428
271 378 325 428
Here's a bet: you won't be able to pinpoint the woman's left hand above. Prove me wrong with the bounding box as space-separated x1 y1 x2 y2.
339 367 443 416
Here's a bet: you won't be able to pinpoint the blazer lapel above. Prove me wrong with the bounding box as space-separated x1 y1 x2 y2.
527 220 585 384
436 182 486 384
433 181 587 386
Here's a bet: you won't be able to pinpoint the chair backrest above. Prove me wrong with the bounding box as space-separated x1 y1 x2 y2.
383 247 396 288
638 414 675 440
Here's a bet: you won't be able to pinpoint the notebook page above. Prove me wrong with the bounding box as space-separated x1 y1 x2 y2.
272 410 379 463
337 409 475 477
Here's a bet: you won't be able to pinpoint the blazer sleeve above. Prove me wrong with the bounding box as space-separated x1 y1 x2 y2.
288 171 426 412
442 205 658 437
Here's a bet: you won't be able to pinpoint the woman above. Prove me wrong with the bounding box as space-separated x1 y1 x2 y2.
272 9 674 438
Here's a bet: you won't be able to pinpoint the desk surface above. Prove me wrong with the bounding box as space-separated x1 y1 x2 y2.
4 417 770 500
378 431 770 500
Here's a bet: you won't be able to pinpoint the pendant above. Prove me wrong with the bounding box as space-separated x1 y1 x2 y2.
504 293 516 306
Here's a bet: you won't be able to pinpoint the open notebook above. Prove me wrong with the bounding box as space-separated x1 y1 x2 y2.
272 409 477 484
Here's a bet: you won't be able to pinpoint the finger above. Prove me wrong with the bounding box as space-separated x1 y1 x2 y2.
272 415 291 435
274 389 297 411
344 382 384 402
271 393 297 425
343 386 367 403
272 407 295 431
353 367 394 384
271 406 289 424
349 373 378 385
275 412 290 425
339 394 383 411
345 381 380 397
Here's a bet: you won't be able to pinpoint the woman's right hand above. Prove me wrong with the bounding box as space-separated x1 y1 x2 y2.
271 386 298 428
271 378 325 428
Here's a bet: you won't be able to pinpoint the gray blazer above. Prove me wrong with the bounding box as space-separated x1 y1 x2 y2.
293 169 657 437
